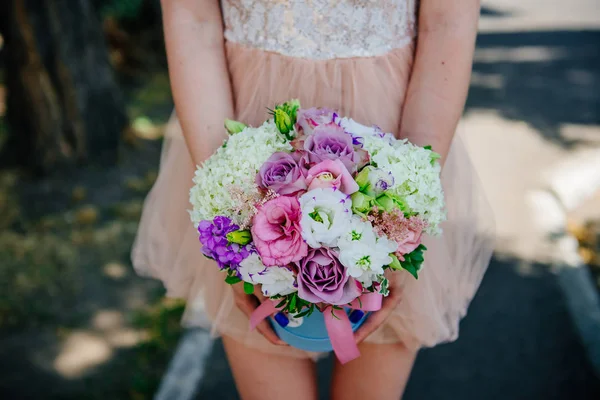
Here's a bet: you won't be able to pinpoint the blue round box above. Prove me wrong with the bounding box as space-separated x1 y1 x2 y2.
270 309 368 352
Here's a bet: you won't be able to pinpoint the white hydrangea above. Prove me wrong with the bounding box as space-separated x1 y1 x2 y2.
189 120 292 226
340 118 446 235
238 254 297 297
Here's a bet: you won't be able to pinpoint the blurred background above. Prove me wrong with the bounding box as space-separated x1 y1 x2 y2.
0 0 599 399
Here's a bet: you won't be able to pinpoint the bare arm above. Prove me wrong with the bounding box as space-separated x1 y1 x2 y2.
400 0 480 162
357 1 480 343
161 0 233 166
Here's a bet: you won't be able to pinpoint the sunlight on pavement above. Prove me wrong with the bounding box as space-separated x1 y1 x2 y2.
54 310 149 378
103 261 129 280
54 331 113 378
474 46 567 63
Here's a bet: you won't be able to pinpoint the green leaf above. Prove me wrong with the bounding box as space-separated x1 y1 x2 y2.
402 261 419 280
294 308 311 318
424 145 432 150
378 277 390 296
243 282 254 295
225 275 242 285
289 293 297 312
275 298 287 309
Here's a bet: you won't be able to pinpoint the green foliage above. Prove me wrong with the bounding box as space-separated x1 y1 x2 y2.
272 292 316 318
130 298 185 398
243 282 254 295
388 244 427 279
225 275 242 285
0 232 79 329
100 0 144 19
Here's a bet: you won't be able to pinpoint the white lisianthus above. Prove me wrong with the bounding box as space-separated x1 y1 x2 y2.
338 218 398 283
299 188 352 248
189 120 292 227
238 254 297 297
337 215 377 248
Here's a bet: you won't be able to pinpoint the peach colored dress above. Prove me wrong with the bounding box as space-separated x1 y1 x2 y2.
132 0 495 358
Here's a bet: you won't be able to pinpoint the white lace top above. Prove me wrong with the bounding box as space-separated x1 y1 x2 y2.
221 0 417 60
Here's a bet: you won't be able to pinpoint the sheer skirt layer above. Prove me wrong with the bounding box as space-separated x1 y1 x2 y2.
131 41 495 358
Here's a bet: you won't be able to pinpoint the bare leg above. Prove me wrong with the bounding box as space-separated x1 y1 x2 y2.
222 335 318 400
330 342 417 400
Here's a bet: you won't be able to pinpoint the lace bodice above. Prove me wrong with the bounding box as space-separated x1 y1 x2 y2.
221 0 417 60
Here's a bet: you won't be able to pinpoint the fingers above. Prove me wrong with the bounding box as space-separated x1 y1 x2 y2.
354 292 401 344
256 319 286 346
232 287 287 346
354 305 393 344
255 290 267 303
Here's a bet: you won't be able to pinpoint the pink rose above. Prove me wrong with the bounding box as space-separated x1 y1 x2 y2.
296 107 335 135
395 219 425 260
305 159 359 195
251 196 308 266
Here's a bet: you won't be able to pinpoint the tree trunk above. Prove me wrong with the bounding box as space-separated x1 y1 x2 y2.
0 0 127 174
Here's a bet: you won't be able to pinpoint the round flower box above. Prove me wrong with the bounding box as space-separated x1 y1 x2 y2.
271 308 369 352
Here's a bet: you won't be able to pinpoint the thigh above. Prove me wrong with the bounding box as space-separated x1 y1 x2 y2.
222 335 318 400
330 342 417 400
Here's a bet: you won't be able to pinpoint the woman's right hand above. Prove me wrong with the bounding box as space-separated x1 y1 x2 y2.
231 283 287 346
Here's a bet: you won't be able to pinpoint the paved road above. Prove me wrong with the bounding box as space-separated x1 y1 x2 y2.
188 255 600 400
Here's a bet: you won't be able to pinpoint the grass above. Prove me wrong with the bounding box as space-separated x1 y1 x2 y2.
0 60 186 397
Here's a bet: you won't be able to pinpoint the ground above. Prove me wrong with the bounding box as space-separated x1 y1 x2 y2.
1 1 599 399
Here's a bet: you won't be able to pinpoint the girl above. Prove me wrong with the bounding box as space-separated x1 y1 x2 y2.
133 1 494 398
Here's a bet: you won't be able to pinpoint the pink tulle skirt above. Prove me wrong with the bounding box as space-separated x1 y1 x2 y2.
131 41 495 358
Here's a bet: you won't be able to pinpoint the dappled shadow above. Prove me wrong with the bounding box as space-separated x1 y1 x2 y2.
0 136 184 399
405 255 600 399
467 29 600 148
192 254 600 399
480 6 513 18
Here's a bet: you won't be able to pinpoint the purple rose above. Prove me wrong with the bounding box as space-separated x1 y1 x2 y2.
304 124 368 173
296 107 336 135
296 247 361 305
256 152 308 195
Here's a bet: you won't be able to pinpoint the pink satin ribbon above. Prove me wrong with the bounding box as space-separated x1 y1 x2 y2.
249 292 383 364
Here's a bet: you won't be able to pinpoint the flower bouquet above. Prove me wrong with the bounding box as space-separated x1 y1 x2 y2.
190 100 445 363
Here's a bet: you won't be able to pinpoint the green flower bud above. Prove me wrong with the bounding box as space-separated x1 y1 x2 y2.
354 167 372 192
374 193 396 212
351 192 375 216
388 254 402 271
226 229 252 245
224 119 247 135
274 108 293 136
376 191 409 213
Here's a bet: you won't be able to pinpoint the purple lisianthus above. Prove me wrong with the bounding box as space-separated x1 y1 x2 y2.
198 216 252 270
296 107 336 135
303 124 368 173
256 151 308 195
295 247 361 305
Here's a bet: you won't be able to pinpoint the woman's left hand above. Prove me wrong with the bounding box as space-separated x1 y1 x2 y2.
353 273 403 344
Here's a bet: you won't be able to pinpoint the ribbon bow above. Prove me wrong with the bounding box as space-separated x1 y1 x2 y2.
250 293 382 364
